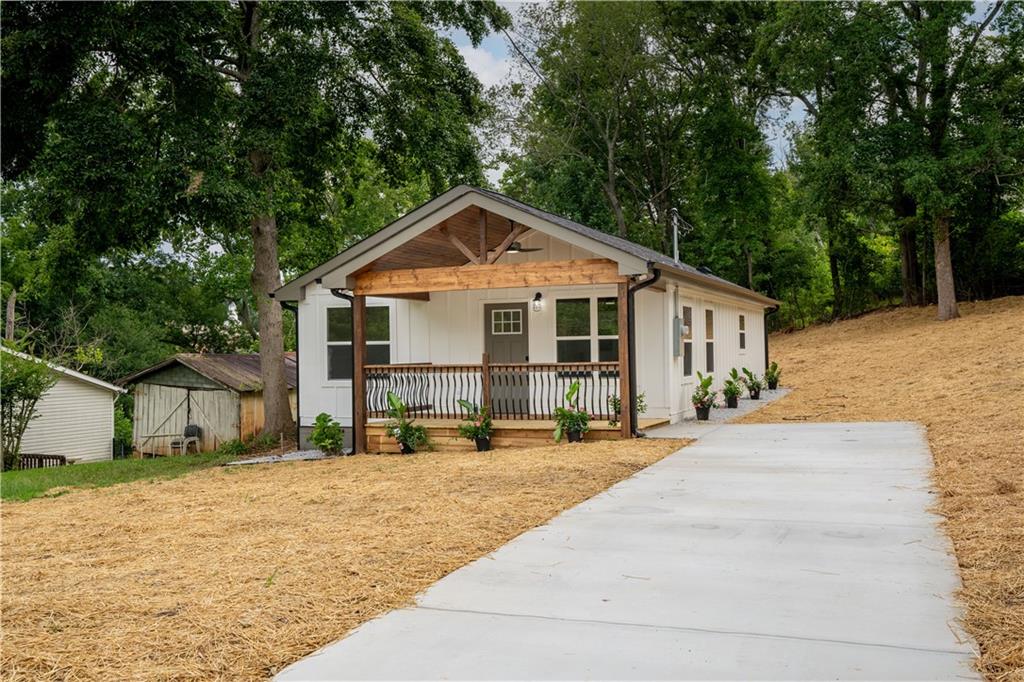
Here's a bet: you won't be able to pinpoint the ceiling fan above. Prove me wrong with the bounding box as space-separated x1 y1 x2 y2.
498 218 542 254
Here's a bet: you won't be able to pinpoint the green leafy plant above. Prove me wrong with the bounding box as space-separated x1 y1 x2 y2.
607 392 647 426
457 400 493 441
309 412 346 455
1 348 58 471
741 368 765 397
216 439 248 457
764 361 782 388
723 374 742 399
553 381 590 443
385 391 428 453
691 371 717 409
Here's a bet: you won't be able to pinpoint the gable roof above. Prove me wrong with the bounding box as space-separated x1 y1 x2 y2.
274 186 778 306
1 347 125 394
118 353 297 392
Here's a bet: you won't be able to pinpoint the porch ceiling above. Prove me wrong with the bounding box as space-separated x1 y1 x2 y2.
356 206 532 273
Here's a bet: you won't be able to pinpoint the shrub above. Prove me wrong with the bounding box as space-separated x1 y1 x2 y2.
607 392 647 426
384 392 429 452
309 413 345 455
456 400 493 441
217 439 248 457
553 381 590 442
723 372 742 399
1 349 58 471
765 361 782 388
741 367 765 396
691 371 717 409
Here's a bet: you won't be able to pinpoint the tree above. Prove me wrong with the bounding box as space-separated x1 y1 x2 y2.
0 348 58 471
2 1 511 435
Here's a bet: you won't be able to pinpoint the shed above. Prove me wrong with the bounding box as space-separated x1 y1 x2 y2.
119 353 297 455
3 347 125 463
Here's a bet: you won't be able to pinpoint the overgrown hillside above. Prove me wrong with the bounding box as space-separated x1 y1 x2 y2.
743 296 1024 680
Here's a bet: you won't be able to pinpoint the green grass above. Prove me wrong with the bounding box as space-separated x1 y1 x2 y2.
0 452 239 502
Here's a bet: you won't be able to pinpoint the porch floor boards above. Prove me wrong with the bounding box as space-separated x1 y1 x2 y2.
365 418 669 453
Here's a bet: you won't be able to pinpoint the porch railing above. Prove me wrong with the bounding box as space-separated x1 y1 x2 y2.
365 355 621 421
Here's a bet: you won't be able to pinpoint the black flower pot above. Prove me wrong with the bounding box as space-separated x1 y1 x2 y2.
474 437 491 452
750 387 761 400
399 442 415 455
567 429 584 443
726 395 738 408
767 379 778 390
695 405 711 421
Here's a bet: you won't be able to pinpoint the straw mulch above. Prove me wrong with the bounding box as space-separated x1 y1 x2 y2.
739 296 1024 681
0 438 686 680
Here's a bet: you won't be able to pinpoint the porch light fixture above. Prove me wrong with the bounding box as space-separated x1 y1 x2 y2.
532 292 543 312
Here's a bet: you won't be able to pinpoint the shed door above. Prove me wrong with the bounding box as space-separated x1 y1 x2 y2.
484 303 529 416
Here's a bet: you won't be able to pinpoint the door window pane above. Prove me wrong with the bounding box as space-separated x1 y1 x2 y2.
706 341 715 372
597 297 618 336
491 308 522 335
683 342 692 376
557 339 591 362
556 299 590 337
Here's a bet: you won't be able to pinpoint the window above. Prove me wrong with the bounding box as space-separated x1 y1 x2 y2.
491 308 522 335
705 309 715 373
555 297 618 363
327 306 390 380
682 305 693 377
739 314 746 350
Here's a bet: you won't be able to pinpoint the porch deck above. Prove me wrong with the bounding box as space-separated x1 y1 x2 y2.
366 417 670 453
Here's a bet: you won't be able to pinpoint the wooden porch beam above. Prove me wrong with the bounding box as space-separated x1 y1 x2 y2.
486 223 526 264
354 259 626 296
617 281 632 438
439 222 481 265
352 294 367 454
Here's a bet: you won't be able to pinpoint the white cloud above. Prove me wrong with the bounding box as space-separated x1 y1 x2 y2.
458 44 512 90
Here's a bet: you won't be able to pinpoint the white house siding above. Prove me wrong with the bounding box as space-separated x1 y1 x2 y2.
297 229 769 431
20 374 116 463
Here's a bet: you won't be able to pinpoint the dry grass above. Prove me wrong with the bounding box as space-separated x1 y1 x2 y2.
0 438 686 681
740 296 1024 680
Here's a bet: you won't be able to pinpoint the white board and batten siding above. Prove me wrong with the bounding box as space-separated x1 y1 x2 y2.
297 229 770 429
20 373 119 463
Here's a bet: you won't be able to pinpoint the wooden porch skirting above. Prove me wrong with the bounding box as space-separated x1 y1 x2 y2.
365 418 669 454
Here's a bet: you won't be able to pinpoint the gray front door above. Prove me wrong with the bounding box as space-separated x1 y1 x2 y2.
484 303 529 416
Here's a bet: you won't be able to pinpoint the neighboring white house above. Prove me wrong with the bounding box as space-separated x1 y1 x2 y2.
273 186 779 452
4 348 124 463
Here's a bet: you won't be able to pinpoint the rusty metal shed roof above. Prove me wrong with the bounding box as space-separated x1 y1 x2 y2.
118 353 297 393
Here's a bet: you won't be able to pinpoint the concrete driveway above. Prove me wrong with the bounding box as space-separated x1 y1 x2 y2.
277 423 976 680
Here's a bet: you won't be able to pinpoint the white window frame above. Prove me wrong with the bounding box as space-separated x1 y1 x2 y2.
325 304 391 382
490 307 523 336
739 314 747 352
554 296 619 363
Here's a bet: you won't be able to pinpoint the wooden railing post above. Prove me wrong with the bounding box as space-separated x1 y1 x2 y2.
481 352 491 415
617 281 632 438
352 294 367 454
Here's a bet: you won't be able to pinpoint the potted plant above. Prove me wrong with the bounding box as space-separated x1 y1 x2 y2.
309 412 346 455
553 381 590 443
765 361 782 390
457 399 493 452
741 368 764 400
722 371 742 409
384 391 428 454
691 371 717 420
607 392 646 427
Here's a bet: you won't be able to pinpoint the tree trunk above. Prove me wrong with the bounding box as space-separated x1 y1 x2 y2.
251 211 296 439
4 289 15 341
898 226 922 306
745 247 754 290
603 139 627 237
933 214 960 321
827 236 843 319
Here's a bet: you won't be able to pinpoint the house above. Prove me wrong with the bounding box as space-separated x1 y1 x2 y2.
119 353 297 455
3 347 125 463
273 186 779 453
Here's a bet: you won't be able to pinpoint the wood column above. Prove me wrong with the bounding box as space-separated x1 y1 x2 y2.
352 294 367 453
481 352 491 415
617 281 632 438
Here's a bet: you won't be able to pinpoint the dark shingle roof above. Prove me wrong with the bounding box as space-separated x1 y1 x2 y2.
118 353 297 392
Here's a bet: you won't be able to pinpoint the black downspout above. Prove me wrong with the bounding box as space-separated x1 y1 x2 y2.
330 288 356 454
275 296 301 448
764 304 780 370
628 266 662 437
